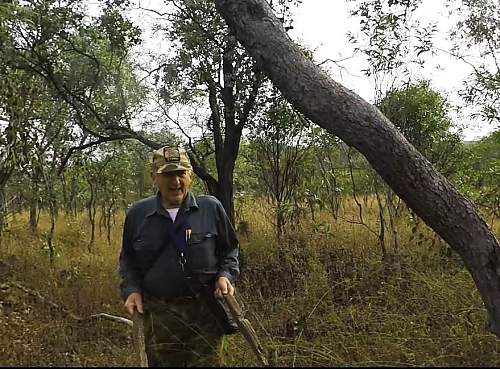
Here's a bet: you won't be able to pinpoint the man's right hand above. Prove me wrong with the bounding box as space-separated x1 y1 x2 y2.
124 292 144 315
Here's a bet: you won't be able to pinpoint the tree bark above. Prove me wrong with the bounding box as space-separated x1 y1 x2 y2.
47 198 56 263
29 199 38 233
214 0 500 336
86 178 97 253
0 184 6 243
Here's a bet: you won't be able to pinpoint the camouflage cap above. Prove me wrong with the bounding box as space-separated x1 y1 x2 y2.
152 146 192 174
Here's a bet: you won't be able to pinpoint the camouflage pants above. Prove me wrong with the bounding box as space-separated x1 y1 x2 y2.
143 295 225 367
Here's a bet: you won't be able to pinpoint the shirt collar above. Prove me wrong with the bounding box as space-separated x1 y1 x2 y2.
181 191 199 211
147 191 198 217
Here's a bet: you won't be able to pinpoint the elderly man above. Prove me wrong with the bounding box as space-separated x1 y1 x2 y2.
119 145 240 367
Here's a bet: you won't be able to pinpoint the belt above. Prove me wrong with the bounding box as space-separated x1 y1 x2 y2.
145 293 199 305
164 295 198 302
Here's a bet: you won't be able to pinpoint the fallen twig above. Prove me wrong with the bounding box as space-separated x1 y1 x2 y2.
90 313 133 326
3 281 132 326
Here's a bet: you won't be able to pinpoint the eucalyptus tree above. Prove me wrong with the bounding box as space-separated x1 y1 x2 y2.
457 131 500 221
1 0 147 163
378 81 464 177
347 0 436 101
0 71 34 238
0 0 148 240
3 76 76 259
147 0 262 224
249 96 310 238
346 1 461 261
376 81 464 259
79 152 111 252
349 0 499 125
80 140 155 248
309 131 348 221
146 0 300 223
30 110 72 262
448 0 500 124
214 0 500 337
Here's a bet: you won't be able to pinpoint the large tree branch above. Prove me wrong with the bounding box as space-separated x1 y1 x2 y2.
238 67 262 130
221 32 236 131
57 134 135 175
214 0 500 336
204 73 224 161
187 151 219 195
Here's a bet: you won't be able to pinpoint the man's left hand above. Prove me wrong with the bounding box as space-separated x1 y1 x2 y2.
214 276 235 299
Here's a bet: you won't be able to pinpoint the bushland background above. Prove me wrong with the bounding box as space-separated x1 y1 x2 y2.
1 0 499 366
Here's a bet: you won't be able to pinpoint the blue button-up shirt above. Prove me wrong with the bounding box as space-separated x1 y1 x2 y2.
119 191 240 300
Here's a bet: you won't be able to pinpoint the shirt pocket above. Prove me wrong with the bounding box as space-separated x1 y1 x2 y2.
132 235 165 274
187 232 218 272
132 218 165 252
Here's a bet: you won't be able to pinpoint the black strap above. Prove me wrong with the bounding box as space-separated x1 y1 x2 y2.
144 210 219 297
143 210 190 275
163 209 190 272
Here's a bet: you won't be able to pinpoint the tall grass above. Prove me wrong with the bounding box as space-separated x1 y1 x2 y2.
1 198 499 366
0 211 132 366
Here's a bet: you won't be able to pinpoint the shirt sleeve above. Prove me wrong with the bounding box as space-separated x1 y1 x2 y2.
119 213 143 300
214 200 240 283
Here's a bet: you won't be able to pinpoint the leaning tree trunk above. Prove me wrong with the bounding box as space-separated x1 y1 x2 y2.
214 0 500 336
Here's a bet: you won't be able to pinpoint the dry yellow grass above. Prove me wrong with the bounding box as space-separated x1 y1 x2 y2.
1 198 499 366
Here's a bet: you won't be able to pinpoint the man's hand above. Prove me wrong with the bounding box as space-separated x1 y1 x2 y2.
124 292 144 315
214 276 235 299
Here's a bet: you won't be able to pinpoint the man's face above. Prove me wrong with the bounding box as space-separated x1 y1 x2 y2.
154 170 191 208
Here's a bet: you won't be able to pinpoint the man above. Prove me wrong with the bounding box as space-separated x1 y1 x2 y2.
119 145 240 367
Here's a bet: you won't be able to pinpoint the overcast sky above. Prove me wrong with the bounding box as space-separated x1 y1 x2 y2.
124 0 498 141
288 0 498 141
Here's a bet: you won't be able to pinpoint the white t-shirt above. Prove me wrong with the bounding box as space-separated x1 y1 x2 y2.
166 208 180 222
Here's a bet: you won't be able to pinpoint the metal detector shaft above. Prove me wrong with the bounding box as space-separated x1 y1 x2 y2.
132 311 149 367
223 294 269 366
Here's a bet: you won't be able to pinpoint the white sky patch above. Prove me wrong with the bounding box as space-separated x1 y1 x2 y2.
289 0 499 141
86 0 498 141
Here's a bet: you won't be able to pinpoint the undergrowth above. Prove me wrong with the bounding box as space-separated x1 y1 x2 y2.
1 200 499 367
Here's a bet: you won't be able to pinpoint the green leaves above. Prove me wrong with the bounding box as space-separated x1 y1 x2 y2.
456 130 500 215
447 0 499 123
378 81 464 176
348 0 432 80
0 0 146 235
97 8 141 52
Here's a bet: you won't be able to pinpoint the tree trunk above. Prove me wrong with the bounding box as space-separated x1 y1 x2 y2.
374 185 387 261
29 199 38 233
190 146 238 225
0 184 6 244
99 204 105 237
215 161 236 225
214 0 500 336
186 26 262 226
70 177 78 218
106 196 115 245
47 199 56 263
87 181 96 252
